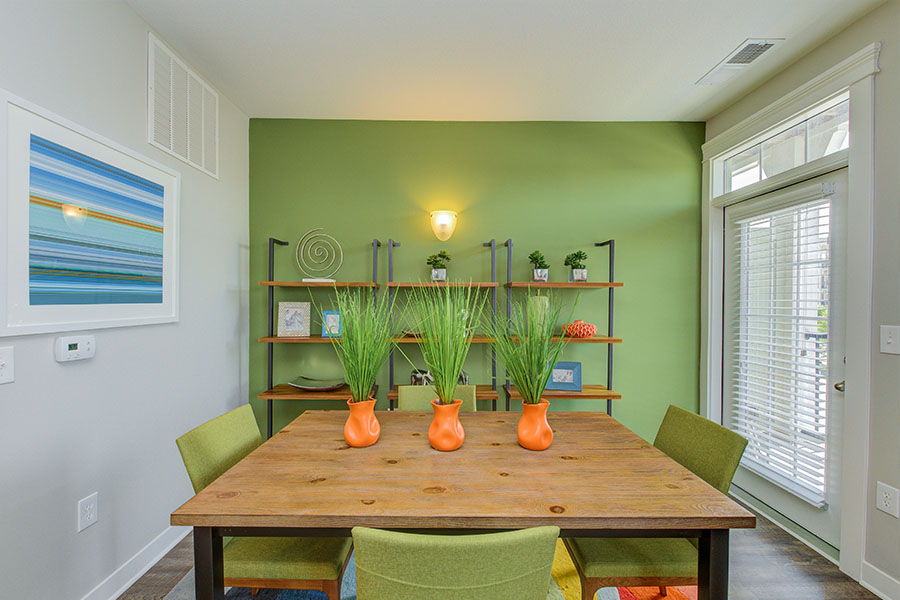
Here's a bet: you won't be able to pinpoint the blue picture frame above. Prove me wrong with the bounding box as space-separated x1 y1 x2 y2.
545 361 582 391
321 310 342 337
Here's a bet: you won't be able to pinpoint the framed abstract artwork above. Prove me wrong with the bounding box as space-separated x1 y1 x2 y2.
0 89 180 336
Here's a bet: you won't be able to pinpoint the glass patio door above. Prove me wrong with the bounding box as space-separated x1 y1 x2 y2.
723 170 847 548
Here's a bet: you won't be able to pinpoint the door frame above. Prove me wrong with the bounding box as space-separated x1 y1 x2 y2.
699 43 880 579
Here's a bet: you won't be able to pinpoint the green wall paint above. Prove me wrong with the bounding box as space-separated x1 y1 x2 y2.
249 119 704 441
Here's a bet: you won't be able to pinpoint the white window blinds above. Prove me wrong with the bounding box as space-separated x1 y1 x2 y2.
724 192 832 507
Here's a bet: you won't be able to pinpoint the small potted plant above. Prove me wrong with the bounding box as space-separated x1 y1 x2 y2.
398 283 485 451
528 250 549 282
564 250 588 282
483 292 574 450
323 288 398 448
426 250 451 282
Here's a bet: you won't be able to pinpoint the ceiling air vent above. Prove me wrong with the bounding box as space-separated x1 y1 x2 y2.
147 32 219 178
696 38 783 85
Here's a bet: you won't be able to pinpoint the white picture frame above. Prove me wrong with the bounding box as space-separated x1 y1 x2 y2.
0 88 180 336
277 302 311 337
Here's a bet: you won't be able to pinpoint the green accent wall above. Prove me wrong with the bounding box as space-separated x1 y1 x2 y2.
249 120 704 441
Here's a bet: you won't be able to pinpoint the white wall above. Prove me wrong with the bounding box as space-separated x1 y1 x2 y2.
707 0 900 593
0 2 249 599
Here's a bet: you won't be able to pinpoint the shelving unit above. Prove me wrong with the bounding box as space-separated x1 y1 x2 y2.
501 239 622 415
258 235 621 434
259 237 381 438
386 238 500 410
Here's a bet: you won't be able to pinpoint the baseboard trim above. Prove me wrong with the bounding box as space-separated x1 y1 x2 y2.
729 487 839 564
861 560 900 600
79 525 190 600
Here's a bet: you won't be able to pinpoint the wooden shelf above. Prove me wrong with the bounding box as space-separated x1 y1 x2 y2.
259 281 378 288
505 384 621 400
509 335 622 344
260 335 336 343
387 282 499 288
259 383 376 401
260 335 496 344
387 384 499 401
393 334 495 344
504 281 623 288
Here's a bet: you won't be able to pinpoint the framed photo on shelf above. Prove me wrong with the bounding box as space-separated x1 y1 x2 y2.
322 310 342 337
277 301 311 337
545 361 582 391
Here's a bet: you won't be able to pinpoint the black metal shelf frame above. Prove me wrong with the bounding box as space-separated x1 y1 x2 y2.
261 236 613 433
263 237 381 438
387 239 499 410
502 239 618 415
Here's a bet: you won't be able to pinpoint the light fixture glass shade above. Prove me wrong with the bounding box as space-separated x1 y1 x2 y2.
430 210 457 241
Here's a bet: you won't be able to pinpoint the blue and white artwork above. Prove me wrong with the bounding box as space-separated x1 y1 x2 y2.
1 93 178 336
28 135 165 305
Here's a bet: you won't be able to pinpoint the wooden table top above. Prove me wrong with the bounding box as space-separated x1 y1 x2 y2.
171 411 755 531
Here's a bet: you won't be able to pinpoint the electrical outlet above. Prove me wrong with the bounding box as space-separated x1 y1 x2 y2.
876 482 899 518
77 492 99 532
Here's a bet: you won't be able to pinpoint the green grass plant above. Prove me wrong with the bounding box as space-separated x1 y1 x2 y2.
323 288 397 403
397 283 486 405
483 292 575 404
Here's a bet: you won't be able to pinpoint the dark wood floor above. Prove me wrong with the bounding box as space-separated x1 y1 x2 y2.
119 507 879 600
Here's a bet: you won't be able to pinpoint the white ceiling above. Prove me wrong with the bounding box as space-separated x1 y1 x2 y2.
126 0 885 121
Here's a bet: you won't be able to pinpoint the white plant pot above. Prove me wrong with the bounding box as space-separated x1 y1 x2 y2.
431 268 447 282
569 269 588 282
532 268 549 282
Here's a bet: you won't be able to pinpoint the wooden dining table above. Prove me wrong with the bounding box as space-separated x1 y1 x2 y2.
172 410 755 600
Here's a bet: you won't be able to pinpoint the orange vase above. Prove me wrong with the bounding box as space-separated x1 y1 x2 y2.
344 397 380 448
518 399 553 450
428 399 465 451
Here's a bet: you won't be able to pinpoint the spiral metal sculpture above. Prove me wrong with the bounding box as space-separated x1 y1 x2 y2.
295 228 343 279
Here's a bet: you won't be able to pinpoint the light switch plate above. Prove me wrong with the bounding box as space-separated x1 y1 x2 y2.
0 346 14 384
880 326 900 354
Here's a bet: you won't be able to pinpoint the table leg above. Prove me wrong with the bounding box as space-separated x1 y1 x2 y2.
194 527 224 600
698 529 729 600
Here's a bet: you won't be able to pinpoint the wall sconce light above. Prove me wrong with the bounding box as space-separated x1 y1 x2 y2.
430 210 457 241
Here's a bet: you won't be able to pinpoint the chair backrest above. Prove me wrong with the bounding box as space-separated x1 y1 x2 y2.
352 526 559 600
653 405 748 494
397 384 477 412
175 404 262 493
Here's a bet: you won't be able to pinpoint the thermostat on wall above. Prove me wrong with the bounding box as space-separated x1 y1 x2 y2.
55 335 95 362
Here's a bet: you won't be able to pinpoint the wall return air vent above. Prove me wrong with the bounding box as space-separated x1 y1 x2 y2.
148 32 219 178
696 38 783 85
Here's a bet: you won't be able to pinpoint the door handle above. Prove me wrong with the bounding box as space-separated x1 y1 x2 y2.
834 380 845 392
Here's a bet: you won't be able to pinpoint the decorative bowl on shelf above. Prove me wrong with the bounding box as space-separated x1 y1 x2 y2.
287 376 345 391
563 320 597 338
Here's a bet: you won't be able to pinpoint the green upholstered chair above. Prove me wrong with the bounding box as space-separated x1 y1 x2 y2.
176 405 352 598
397 384 477 412
352 526 559 600
563 405 747 599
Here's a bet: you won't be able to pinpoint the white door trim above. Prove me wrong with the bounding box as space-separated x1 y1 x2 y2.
699 43 880 580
